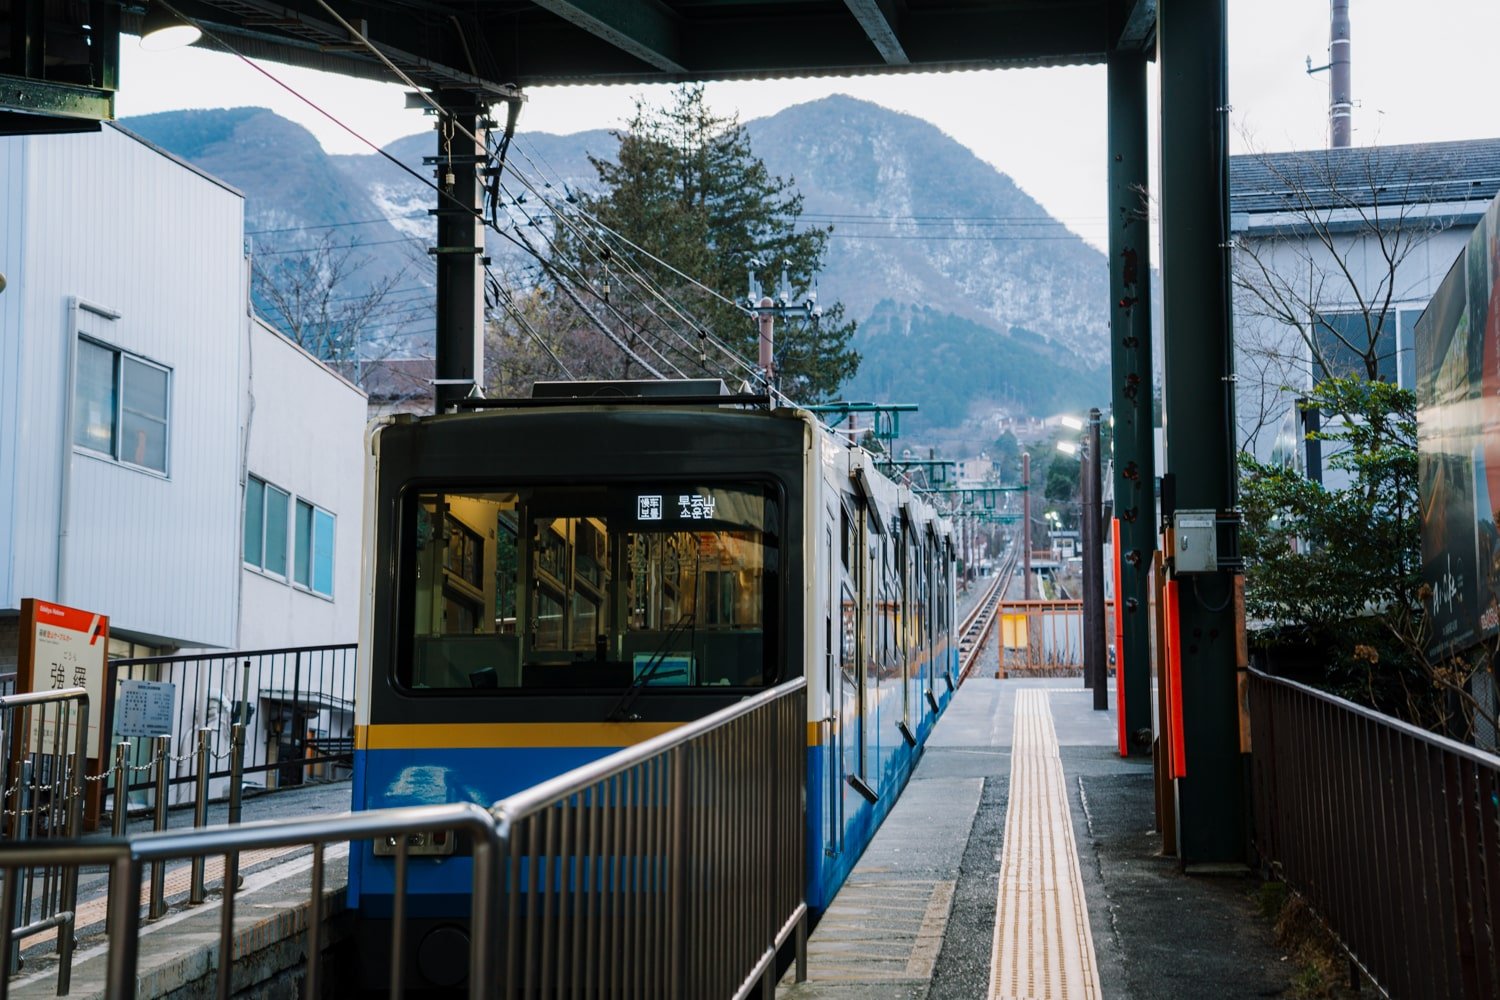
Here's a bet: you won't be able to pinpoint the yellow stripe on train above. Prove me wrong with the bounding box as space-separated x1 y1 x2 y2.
357 720 832 750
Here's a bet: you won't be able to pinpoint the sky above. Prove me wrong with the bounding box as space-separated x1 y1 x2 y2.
115 1 1500 254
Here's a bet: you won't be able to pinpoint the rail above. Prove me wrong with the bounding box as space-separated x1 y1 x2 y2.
1248 667 1500 999
958 553 1014 680
0 687 90 996
490 677 809 999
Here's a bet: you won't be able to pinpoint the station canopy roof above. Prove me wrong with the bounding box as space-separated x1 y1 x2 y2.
5 0 1156 133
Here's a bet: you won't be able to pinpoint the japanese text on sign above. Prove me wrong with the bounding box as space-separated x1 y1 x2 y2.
22 599 108 757
116 680 176 739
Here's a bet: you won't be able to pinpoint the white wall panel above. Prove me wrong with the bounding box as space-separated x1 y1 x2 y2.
236 319 367 650
3 126 243 647
0 138 31 610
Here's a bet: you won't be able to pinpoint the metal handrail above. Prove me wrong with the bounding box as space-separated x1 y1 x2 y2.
106 643 356 667
0 802 500 1000
106 644 358 798
490 678 809 999
1 686 90 996
2 681 810 999
495 679 805 818
1248 666 1500 998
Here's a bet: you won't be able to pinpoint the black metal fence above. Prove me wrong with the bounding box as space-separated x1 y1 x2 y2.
106 645 356 799
1249 667 1500 998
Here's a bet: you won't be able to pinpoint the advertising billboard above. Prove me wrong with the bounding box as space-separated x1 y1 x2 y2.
1417 195 1500 657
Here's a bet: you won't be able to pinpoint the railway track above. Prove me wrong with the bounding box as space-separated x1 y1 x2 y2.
957 549 1016 680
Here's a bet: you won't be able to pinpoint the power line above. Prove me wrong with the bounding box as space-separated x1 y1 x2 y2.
253 236 424 256
246 212 431 236
181 7 761 386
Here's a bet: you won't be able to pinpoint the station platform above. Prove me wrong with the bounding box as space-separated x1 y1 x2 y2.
779 676 1294 999
11 669 1295 999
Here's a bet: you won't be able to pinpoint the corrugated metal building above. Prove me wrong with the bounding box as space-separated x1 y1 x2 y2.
1230 138 1500 472
0 123 365 673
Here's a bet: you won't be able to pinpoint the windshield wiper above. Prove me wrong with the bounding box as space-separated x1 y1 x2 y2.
607 614 695 721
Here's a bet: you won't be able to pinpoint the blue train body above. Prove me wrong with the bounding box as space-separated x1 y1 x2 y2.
349 388 959 988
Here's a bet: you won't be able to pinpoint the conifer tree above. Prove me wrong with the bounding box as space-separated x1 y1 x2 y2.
550 85 859 400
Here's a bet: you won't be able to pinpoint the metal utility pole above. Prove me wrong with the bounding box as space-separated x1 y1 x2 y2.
1108 35 1156 751
433 94 485 413
1330 0 1352 147
1159 0 1245 866
745 259 821 392
1022 452 1033 599
1083 409 1107 711
1307 1 1353 148
758 297 775 384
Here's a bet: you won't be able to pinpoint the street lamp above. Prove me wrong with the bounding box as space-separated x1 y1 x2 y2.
1058 409 1108 711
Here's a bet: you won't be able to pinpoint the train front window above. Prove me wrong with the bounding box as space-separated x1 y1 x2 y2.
399 484 779 692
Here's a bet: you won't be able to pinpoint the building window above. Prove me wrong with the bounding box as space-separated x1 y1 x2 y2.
294 499 336 597
73 339 170 474
244 476 290 577
1313 309 1425 390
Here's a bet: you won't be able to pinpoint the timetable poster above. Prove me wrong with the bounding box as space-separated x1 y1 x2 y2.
1417 194 1500 658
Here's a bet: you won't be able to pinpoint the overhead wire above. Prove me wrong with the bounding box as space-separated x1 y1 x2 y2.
488 169 736 381
175 2 781 390
503 141 768 384
496 176 741 383
489 150 736 378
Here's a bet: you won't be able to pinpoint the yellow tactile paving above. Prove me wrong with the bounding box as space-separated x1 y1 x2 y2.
990 689 1101 1000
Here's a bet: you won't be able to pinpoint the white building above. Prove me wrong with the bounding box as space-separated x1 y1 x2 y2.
238 317 366 651
0 124 367 680
1230 139 1500 473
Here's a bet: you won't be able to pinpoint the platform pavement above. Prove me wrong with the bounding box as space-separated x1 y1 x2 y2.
779 675 1294 1000
8 780 356 998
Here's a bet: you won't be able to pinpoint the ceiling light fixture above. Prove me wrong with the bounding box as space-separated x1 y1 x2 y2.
140 3 202 51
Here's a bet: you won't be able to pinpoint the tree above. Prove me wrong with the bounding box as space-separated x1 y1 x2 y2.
989 430 1022 483
252 232 414 365
1231 141 1453 452
1242 376 1497 738
1044 457 1079 506
541 85 859 401
1231 144 1500 737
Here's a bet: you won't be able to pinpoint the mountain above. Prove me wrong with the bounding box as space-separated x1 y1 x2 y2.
120 108 434 355
747 95 1109 367
124 98 1117 440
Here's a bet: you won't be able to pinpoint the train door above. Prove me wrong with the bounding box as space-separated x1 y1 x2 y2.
924 536 938 710
838 501 865 798
855 501 881 800
825 522 843 855
898 518 911 740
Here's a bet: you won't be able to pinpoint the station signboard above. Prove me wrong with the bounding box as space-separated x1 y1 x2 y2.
16 598 110 757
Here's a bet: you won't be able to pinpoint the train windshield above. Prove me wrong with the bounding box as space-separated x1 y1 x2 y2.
397 483 779 692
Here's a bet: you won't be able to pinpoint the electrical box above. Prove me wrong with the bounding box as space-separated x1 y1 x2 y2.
1173 510 1218 574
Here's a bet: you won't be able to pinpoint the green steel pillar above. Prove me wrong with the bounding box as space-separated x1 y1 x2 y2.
1107 44 1155 756
434 93 485 413
1157 0 1245 865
